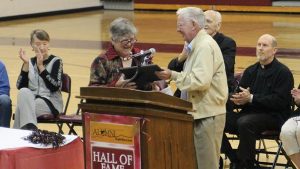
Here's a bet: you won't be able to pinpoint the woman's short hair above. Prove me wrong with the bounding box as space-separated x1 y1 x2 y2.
30 29 50 44
177 7 205 28
109 17 137 41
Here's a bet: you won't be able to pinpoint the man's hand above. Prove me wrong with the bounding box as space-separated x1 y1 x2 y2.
291 88 300 106
230 87 252 105
155 69 172 80
178 42 189 62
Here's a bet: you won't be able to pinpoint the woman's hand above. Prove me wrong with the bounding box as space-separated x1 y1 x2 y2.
19 48 29 71
151 83 160 91
33 46 45 72
19 48 29 63
151 80 167 91
115 74 137 89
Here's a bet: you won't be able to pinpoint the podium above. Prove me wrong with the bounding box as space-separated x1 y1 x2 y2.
78 87 196 169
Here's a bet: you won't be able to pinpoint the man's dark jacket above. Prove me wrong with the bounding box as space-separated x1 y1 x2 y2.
238 58 294 124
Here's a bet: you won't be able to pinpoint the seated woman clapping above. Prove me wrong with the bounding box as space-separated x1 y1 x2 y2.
13 29 63 130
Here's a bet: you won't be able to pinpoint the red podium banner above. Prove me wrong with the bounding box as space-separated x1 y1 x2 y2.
84 113 141 169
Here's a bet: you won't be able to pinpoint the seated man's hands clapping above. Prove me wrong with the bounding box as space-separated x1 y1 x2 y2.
230 87 252 106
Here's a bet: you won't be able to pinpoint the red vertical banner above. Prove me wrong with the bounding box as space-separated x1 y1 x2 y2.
84 113 141 169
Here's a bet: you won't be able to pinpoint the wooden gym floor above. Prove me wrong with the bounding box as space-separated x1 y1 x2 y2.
0 9 299 168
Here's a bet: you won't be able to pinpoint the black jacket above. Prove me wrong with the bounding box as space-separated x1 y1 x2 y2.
238 58 294 124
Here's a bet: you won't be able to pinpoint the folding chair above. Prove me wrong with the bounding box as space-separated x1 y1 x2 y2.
58 99 83 135
37 73 71 134
256 130 296 169
222 127 295 169
256 97 298 169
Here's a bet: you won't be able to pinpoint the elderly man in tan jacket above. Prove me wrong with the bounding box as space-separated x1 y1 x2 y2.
156 7 228 169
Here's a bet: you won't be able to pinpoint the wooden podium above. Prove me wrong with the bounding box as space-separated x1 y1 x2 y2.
78 87 196 169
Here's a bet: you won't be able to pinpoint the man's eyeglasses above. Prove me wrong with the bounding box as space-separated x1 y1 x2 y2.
120 38 137 46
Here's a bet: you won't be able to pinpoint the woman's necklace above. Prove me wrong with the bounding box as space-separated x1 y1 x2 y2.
121 56 132 61
122 58 133 68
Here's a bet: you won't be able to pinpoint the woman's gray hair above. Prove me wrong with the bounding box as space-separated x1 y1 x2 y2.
109 17 137 41
30 29 50 45
176 7 205 28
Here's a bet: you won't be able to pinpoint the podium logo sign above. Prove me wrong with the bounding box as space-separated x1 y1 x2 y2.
92 147 134 169
84 113 141 169
90 121 135 145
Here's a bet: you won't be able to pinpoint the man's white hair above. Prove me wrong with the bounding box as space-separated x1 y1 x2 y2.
176 7 205 28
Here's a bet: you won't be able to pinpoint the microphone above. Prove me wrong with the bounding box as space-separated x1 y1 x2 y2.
131 48 156 66
131 48 156 59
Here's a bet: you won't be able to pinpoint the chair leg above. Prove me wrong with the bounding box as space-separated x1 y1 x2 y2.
66 123 78 135
262 139 269 158
271 140 282 169
56 122 64 134
256 139 262 162
219 156 223 169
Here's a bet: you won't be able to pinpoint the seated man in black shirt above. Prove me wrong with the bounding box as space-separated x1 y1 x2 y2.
225 34 294 169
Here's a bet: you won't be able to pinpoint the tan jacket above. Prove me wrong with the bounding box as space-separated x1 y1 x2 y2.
171 29 228 119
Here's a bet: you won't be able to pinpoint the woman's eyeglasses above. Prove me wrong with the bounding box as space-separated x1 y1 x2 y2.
120 38 137 46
